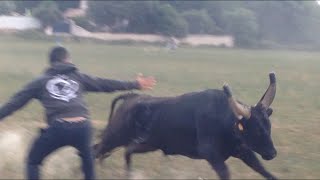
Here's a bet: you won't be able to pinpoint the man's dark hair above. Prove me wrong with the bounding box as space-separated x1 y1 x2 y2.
49 46 69 65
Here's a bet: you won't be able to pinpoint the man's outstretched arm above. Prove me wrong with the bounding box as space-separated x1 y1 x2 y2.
0 80 40 120
80 73 156 92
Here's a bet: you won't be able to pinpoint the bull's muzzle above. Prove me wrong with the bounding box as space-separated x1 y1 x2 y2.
262 149 277 160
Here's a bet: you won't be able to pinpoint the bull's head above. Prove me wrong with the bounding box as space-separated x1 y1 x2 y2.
223 72 277 160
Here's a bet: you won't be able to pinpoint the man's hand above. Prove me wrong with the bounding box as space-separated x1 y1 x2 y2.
136 73 156 90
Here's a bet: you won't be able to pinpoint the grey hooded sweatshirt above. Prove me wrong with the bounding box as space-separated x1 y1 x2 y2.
0 63 140 125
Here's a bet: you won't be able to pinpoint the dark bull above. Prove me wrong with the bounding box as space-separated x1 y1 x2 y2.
94 73 278 179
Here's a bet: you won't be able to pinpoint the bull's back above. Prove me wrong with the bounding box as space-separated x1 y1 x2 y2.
145 89 232 157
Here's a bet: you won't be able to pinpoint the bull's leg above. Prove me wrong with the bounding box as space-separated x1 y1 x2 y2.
208 161 230 180
198 143 230 180
94 131 130 161
235 150 277 180
196 116 230 179
124 142 157 177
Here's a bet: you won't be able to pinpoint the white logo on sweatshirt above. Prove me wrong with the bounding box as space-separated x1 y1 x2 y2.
46 75 79 102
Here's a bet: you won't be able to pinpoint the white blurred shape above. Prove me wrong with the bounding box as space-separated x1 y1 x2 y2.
0 131 24 174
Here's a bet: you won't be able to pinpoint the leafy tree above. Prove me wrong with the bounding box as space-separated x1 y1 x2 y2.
15 1 79 14
300 1 320 45
195 1 244 33
56 0 80 11
182 9 220 34
245 1 320 45
0 1 16 15
32 1 63 28
15 1 40 14
126 2 187 37
151 3 188 37
82 1 320 47
121 1 157 33
224 8 258 47
88 1 187 37
167 1 208 12
88 1 132 26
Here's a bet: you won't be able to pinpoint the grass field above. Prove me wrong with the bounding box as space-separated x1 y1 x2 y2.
0 35 319 179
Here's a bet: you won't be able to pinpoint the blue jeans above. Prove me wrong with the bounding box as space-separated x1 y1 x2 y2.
26 119 95 180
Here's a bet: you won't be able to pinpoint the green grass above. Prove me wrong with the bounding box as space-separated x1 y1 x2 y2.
0 35 319 179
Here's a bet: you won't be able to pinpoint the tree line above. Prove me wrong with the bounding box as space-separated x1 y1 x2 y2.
1 0 320 48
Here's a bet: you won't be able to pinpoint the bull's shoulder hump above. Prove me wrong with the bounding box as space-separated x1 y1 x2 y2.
131 89 226 104
180 89 225 98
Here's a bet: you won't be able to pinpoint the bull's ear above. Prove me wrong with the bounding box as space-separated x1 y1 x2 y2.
223 83 251 120
238 122 244 131
266 108 273 116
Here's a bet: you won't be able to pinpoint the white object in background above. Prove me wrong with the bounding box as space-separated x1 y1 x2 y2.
0 16 41 30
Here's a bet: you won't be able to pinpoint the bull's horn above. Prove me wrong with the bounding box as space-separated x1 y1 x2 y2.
258 72 276 108
223 84 251 120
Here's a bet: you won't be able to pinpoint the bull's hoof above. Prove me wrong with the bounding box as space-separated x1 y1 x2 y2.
125 170 133 179
98 157 104 166
267 175 278 180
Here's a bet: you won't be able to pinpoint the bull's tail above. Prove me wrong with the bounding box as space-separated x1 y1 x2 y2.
108 93 140 121
94 93 140 160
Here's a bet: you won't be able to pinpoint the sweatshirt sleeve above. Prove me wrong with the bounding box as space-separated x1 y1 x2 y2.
79 73 141 92
0 79 41 120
